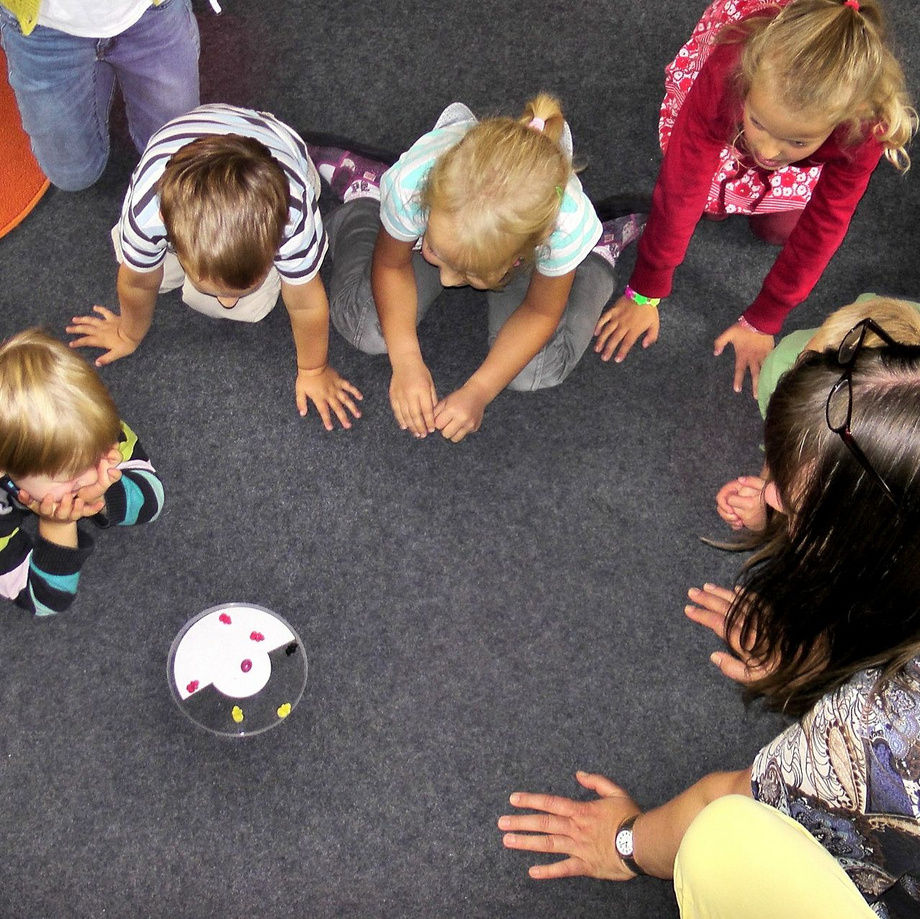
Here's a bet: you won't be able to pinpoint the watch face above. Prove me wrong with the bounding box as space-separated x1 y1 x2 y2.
615 827 634 858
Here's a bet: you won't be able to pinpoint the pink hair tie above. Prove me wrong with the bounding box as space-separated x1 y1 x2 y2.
528 117 546 133
843 0 859 9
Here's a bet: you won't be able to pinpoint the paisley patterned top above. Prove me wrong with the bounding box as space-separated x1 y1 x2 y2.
752 660 920 918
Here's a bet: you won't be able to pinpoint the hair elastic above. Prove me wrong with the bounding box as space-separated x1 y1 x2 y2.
528 117 546 133
843 0 859 9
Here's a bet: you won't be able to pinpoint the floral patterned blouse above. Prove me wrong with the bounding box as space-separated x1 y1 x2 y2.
752 660 920 917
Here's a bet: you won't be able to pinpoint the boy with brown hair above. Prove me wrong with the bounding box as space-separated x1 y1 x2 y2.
67 104 362 430
0 329 164 615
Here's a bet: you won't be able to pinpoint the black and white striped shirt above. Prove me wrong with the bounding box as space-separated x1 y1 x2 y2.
118 103 326 284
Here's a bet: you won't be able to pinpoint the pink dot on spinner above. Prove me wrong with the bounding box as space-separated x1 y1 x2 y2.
240 659 252 673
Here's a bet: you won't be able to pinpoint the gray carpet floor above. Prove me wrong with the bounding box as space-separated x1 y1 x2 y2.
1 1 918 917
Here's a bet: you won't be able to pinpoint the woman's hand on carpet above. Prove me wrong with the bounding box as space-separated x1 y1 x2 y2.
499 771 641 881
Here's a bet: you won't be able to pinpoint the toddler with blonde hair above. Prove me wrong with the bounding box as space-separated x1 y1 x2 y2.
0 329 163 615
309 95 645 442
717 293 920 531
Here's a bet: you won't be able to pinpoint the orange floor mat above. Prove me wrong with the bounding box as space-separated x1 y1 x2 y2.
0 45 50 239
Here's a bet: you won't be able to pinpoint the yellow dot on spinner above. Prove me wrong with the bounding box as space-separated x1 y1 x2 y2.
276 703 292 719
231 705 244 723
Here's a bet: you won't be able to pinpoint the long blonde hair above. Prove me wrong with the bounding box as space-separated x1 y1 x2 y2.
809 296 920 351
419 94 573 286
734 0 916 170
0 329 121 478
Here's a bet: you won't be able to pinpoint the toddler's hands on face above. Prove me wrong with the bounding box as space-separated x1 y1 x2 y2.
716 475 768 531
76 447 123 506
20 488 105 523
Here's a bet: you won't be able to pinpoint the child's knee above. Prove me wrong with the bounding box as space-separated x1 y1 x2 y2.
330 298 387 355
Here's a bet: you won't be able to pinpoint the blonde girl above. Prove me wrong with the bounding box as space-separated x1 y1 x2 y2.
312 96 644 442
595 0 916 397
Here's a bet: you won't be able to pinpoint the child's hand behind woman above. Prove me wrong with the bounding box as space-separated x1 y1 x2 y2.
716 475 768 531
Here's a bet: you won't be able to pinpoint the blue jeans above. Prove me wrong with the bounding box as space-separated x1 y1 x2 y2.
0 0 200 190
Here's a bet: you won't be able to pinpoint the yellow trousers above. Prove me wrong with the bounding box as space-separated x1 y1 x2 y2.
673 796 877 919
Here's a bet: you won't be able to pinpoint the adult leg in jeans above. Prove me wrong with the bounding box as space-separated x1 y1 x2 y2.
486 253 615 392
106 0 200 155
0 10 114 190
325 198 443 354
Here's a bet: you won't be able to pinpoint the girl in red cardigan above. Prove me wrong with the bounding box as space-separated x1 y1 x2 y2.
594 0 915 396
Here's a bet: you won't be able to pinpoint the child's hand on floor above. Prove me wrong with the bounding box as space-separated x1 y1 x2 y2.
389 357 438 438
434 380 489 443
67 306 141 367
295 365 363 430
684 583 776 685
716 475 768 531
713 322 774 397
593 295 659 363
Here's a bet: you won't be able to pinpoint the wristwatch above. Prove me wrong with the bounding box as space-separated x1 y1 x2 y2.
614 814 647 877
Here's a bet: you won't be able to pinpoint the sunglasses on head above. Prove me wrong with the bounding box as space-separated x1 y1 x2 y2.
824 318 899 506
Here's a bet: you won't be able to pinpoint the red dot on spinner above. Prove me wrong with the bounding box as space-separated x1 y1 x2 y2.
240 659 252 673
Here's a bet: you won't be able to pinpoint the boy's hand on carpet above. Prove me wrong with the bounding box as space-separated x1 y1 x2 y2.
67 305 141 366
295 365 363 429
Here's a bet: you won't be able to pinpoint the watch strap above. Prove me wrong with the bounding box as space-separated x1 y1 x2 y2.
615 813 647 877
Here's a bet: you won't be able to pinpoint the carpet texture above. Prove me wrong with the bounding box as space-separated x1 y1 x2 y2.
0 1 918 917
0 46 49 239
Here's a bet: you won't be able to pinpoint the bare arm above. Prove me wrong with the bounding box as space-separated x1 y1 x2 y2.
67 264 161 366
372 228 438 436
281 276 362 429
434 270 574 442
500 767 752 881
